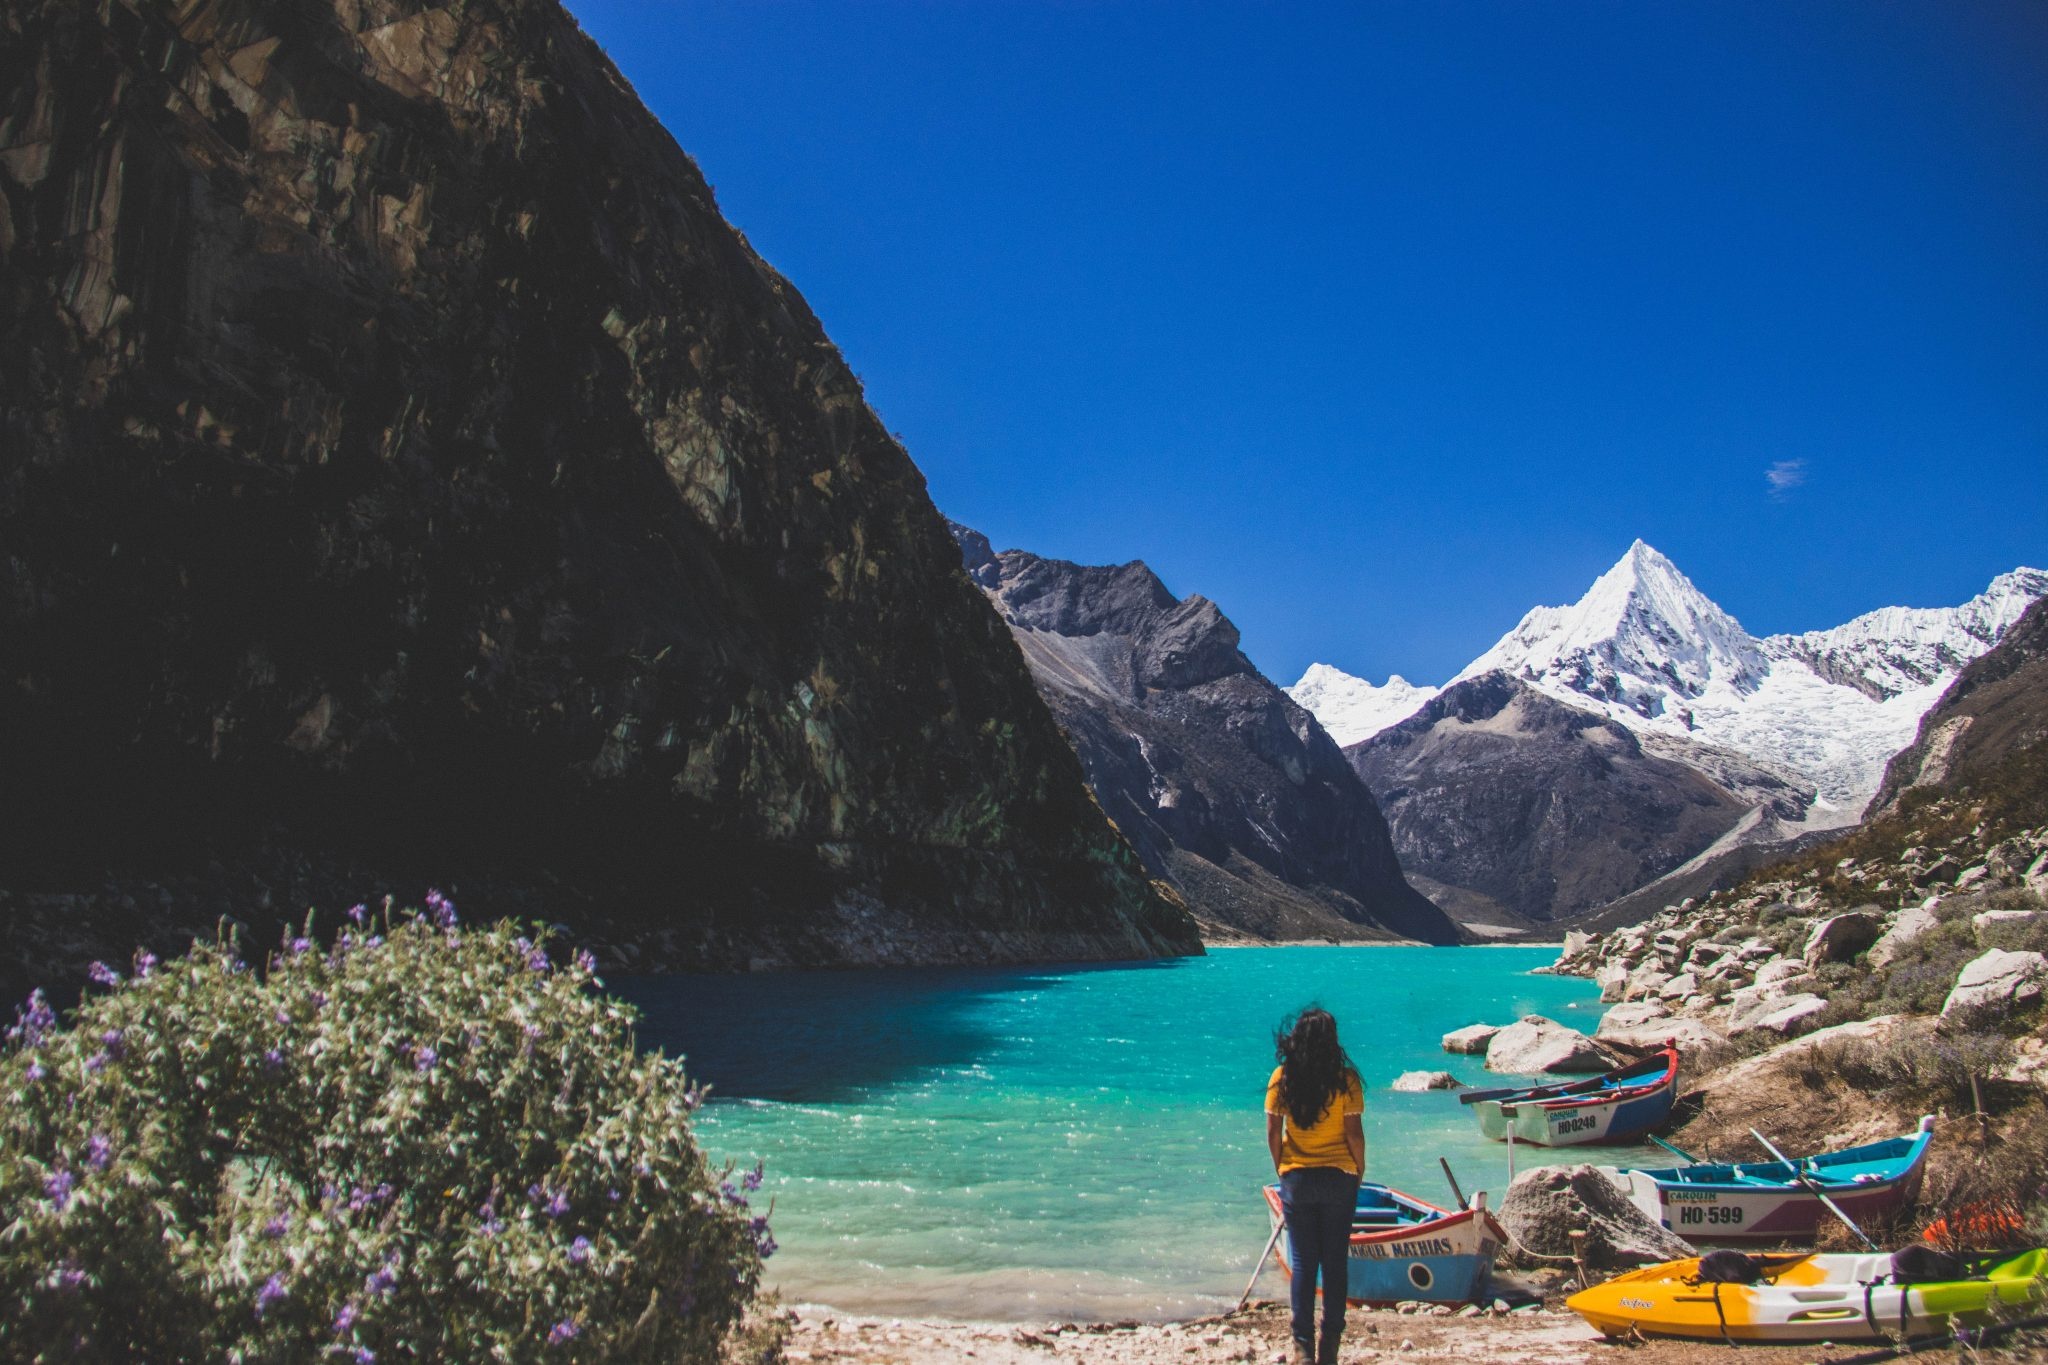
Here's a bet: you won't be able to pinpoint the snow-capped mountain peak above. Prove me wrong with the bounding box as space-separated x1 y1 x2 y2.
1453 540 1768 723
1286 665 1440 746
1765 567 2048 701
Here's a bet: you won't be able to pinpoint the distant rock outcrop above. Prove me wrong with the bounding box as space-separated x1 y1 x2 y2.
951 526 1456 944
0 0 1198 998
1345 673 1804 925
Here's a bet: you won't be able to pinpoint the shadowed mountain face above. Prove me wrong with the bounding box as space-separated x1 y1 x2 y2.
952 526 1456 944
1345 673 1810 927
1872 597 2048 819
0 0 1199 995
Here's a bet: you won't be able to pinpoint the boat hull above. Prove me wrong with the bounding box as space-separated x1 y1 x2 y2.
1262 1183 1506 1306
1568 1250 2048 1343
1471 1073 1676 1147
1599 1117 1936 1242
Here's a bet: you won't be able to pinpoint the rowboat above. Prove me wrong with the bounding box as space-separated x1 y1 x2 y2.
1262 1181 1507 1305
1567 1248 2048 1343
1598 1116 1935 1242
1462 1047 1679 1147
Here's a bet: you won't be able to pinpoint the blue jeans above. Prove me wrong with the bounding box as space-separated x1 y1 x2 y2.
1280 1166 1358 1358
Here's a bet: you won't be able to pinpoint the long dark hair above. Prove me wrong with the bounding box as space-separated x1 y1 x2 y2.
1275 1006 1359 1130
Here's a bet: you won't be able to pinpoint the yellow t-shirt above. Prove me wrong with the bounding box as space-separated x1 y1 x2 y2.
1266 1065 1364 1175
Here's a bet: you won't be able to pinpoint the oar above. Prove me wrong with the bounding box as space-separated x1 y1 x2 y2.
1750 1128 1878 1252
1439 1157 1467 1210
1236 1215 1287 1311
1650 1134 1703 1165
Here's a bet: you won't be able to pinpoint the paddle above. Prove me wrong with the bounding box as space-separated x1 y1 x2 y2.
1649 1134 1703 1165
1749 1127 1878 1252
1237 1215 1286 1311
1439 1157 1467 1210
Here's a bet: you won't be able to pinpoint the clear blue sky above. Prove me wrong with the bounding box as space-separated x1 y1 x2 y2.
564 0 2047 686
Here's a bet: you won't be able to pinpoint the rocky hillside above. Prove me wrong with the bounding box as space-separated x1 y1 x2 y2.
952 526 1455 943
0 0 1200 999
1545 596 2048 1065
1346 672 1810 928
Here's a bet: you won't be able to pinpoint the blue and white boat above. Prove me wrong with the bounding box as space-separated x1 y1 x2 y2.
1461 1046 1679 1147
1262 1182 1507 1305
1599 1116 1937 1242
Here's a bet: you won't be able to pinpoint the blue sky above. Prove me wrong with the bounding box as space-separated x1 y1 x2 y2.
564 0 2047 686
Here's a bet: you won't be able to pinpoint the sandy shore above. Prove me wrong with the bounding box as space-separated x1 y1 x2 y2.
776 1298 1939 1364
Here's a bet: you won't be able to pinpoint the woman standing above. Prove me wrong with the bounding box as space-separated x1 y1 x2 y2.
1265 1007 1364 1365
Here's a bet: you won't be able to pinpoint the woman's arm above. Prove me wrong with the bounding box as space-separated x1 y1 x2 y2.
1344 1113 1365 1175
1266 1111 1286 1173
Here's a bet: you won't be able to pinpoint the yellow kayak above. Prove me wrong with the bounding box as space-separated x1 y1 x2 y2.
1567 1249 2048 1343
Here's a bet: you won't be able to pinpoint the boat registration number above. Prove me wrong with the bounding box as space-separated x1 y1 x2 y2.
1354 1238 1454 1259
1677 1204 1745 1226
1549 1113 1600 1136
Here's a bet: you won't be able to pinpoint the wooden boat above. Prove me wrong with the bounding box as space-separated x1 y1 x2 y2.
1598 1116 1935 1242
1462 1047 1679 1147
1568 1249 2048 1343
1262 1181 1507 1305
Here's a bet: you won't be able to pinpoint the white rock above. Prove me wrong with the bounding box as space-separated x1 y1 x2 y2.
1868 901 1942 969
1657 971 1700 1002
1942 949 2048 1020
1390 1070 1464 1092
1597 1017 1726 1054
1595 1001 1671 1036
1753 994 1829 1036
1596 962 1630 1003
1751 958 1809 988
1441 1023 1502 1055
2026 852 2048 899
1623 964 1673 1001
1803 911 1886 968
1955 864 1991 891
1973 910 2045 934
1484 1016 1623 1074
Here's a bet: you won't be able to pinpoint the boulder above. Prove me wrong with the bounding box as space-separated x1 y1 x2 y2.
1868 900 1942 969
1496 1164 1697 1272
1657 971 1700 1002
1623 964 1673 1002
1725 985 1823 1036
1390 1070 1464 1092
1596 963 1630 1004
1973 910 2046 935
1955 864 1991 891
2027 852 2048 900
1596 1017 1727 1055
1484 1016 1623 1074
1753 994 1829 1036
1941 949 2048 1021
1594 1001 1670 1037
1803 911 1885 968
1442 1023 1503 1055
1751 959 1811 989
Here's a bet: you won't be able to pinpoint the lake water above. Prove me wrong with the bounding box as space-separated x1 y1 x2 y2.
623 945 1655 1322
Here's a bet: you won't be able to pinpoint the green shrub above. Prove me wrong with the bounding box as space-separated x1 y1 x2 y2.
0 898 766 1363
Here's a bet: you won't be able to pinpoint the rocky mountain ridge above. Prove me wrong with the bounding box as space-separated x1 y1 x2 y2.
0 0 1198 999
951 526 1456 944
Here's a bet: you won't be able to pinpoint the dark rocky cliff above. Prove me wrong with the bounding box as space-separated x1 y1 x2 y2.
1345 672 1807 927
0 0 1199 996
1872 597 2048 819
953 526 1456 944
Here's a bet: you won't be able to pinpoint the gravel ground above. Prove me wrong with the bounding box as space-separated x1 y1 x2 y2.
771 1298 2006 1365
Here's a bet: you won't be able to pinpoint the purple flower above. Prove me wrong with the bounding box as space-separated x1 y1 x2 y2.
353 1351 376 1365
275 1008 291 1026
546 1189 570 1219
573 949 597 974
25 1060 46 1083
263 1048 285 1071
426 890 458 930
99 1029 125 1060
479 1201 503 1236
45 1168 74 1210
412 1045 439 1073
365 935 383 949
263 1213 290 1239
86 961 120 987
526 947 550 973
568 1236 593 1264
547 1320 580 1346
85 1135 113 1171
84 1052 107 1074
365 1261 397 1296
333 1302 359 1333
347 903 367 926
607 1187 621 1203
54 1262 86 1293
741 1162 764 1192
133 949 157 977
8 988 57 1047
254 1273 288 1316
290 936 312 956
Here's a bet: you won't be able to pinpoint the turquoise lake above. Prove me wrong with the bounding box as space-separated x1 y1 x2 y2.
623 945 1653 1322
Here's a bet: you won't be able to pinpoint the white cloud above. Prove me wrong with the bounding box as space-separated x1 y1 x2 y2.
1766 459 1807 499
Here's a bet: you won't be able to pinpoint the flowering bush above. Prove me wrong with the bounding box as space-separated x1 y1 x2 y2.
0 897 768 1362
